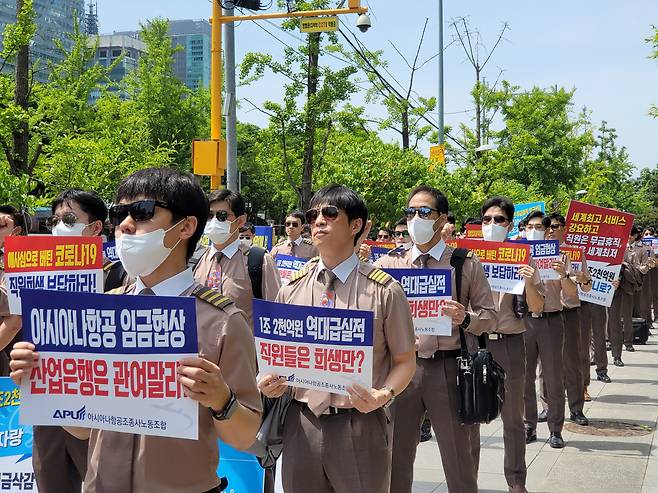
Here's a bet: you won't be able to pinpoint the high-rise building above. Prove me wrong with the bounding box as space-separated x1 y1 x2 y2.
0 0 85 81
168 19 211 91
88 33 145 103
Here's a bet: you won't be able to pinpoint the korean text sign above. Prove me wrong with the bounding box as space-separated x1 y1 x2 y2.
20 289 199 440
0 378 36 493
103 241 119 262
3 236 104 315
509 201 544 238
560 245 584 272
642 237 658 255
565 201 633 307
253 299 373 395
274 255 308 286
511 240 561 281
453 239 530 295
254 226 274 251
465 224 482 239
364 240 395 262
384 269 452 336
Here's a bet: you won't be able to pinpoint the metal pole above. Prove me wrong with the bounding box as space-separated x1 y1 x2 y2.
224 2 239 191
438 0 444 145
210 0 223 190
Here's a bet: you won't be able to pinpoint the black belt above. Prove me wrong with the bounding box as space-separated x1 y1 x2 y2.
563 306 581 312
300 401 354 415
422 349 462 360
526 311 562 319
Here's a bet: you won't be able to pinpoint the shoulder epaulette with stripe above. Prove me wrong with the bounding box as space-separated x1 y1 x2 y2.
367 268 393 286
288 257 319 284
302 238 313 245
103 260 114 272
193 286 234 310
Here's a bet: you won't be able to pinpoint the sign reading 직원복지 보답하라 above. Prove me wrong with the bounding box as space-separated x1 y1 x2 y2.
19 289 199 440
3 236 104 315
384 268 453 336
253 299 373 396
275 254 308 286
564 200 634 307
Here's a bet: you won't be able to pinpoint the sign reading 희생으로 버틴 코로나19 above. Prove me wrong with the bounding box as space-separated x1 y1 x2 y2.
19 289 200 440
2 236 104 315
564 200 634 307
274 254 309 286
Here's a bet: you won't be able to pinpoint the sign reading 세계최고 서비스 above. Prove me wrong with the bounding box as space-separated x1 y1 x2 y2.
19 289 200 440
564 200 634 307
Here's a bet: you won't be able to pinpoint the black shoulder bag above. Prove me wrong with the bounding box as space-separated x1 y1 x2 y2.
451 248 505 425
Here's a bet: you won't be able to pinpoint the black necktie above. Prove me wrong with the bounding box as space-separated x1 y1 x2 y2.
419 254 430 269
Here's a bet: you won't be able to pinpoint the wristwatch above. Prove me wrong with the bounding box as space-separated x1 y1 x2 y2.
459 312 471 330
210 390 238 421
382 386 396 409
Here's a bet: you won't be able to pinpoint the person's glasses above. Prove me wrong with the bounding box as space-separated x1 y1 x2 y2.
208 210 234 222
548 223 562 230
285 221 300 228
525 224 546 231
305 206 340 224
404 207 438 220
109 200 174 227
394 231 410 238
378 234 390 240
46 212 79 230
482 215 508 225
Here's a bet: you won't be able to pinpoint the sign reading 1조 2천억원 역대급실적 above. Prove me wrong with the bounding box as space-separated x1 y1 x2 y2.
564 200 634 307
2 236 104 315
253 299 374 396
19 289 200 440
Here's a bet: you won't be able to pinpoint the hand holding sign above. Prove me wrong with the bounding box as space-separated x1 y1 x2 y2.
518 265 536 280
347 383 388 413
177 356 231 412
8 341 38 387
257 374 288 398
551 259 567 277
442 300 466 325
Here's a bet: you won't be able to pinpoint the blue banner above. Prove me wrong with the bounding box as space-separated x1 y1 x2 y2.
370 246 392 262
511 239 560 258
274 255 308 272
217 442 266 493
255 226 274 251
103 241 119 262
510 201 545 237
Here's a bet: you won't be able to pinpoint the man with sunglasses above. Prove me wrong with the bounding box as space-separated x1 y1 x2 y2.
270 211 318 260
11 168 262 493
478 197 544 493
523 210 581 450
377 227 392 242
192 190 280 326
258 184 416 493
545 213 598 407
374 185 496 493
393 217 412 250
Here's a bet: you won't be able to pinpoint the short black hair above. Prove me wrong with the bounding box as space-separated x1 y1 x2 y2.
465 217 482 225
286 211 305 225
115 168 208 261
447 212 456 225
310 184 368 246
407 185 449 214
548 212 566 227
52 189 108 224
208 189 246 217
0 205 27 234
240 223 256 234
631 223 642 237
481 196 515 223
378 227 392 235
518 219 527 230
644 227 655 236
395 217 407 227
526 210 550 228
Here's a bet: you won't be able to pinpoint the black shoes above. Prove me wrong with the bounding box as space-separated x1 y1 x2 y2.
537 409 548 423
570 411 589 426
606 340 612 351
549 432 565 448
420 418 432 442
625 344 635 352
525 427 537 444
613 358 625 367
597 370 612 383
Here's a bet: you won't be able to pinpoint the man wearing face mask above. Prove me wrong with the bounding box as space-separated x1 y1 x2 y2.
193 190 280 326
11 168 262 493
626 224 653 352
374 185 496 493
270 211 318 260
481 197 544 493
239 223 256 247
523 211 579 449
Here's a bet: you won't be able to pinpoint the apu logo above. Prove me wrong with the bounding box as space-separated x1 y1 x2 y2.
53 406 86 420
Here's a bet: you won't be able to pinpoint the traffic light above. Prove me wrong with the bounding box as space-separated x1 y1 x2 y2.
233 0 265 10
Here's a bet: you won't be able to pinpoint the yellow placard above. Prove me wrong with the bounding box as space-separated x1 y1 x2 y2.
429 144 445 164
300 16 339 33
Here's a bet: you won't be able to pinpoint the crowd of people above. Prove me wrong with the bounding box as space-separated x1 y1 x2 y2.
0 167 656 493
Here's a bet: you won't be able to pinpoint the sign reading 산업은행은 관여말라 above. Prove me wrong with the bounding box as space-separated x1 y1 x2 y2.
274 254 309 286
384 268 453 336
2 236 104 315
19 289 199 440
253 299 374 396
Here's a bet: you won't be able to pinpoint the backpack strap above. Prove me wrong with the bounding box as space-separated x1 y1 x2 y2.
192 285 234 310
450 248 474 355
247 246 267 300
103 261 128 292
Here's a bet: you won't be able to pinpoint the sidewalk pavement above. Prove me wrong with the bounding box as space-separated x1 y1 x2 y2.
413 331 658 493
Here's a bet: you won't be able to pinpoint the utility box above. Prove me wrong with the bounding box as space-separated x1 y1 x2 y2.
192 139 226 176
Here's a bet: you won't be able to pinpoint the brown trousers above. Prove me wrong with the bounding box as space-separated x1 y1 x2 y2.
584 302 608 374
390 356 479 493
282 401 391 493
609 290 635 358
32 426 88 493
488 334 527 488
634 276 653 324
651 268 658 322
524 314 565 433
562 307 585 414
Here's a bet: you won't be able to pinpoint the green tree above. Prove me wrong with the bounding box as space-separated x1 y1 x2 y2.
648 25 658 118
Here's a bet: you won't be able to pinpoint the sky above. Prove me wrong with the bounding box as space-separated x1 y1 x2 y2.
97 0 658 174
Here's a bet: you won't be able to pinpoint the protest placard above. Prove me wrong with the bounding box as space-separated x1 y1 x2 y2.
102 241 119 263
509 201 545 238
565 201 634 307
465 224 483 239
253 299 373 395
451 239 531 295
511 240 561 281
384 269 452 336
364 240 395 262
254 226 274 251
20 289 199 440
3 236 104 315
274 255 308 286
560 245 585 272
642 236 658 255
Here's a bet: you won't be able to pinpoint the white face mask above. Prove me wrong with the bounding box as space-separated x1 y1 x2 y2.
482 223 509 243
52 222 90 237
526 229 545 241
240 238 253 248
204 218 235 245
518 230 527 239
407 216 438 245
116 220 183 278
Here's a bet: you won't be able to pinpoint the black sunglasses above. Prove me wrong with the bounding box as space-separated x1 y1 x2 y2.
285 221 301 228
109 200 175 227
548 223 562 230
46 212 79 230
482 215 509 225
404 206 438 220
394 230 410 238
305 205 340 224
208 210 234 222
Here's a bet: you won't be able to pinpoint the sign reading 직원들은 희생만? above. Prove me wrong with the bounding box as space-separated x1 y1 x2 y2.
253 299 373 396
19 289 199 440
